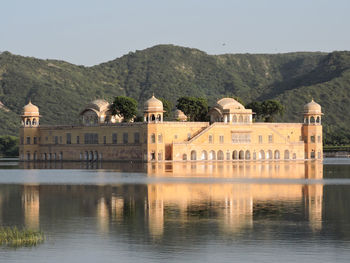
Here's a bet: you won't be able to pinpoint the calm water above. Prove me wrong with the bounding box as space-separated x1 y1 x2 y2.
0 160 350 262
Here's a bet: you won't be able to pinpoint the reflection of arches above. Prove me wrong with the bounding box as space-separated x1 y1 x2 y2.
232 150 238 160
274 150 280 159
182 154 187 161
284 150 290 160
245 150 251 160
239 150 244 160
209 150 216 160
310 116 315 123
217 150 224 160
201 150 208 160
259 150 265 160
267 150 272 160
191 150 197 160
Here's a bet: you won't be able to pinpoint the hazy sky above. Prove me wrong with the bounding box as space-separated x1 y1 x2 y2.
1 0 349 65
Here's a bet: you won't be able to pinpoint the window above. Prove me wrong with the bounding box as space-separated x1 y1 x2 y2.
259 135 263 143
311 135 315 143
77 136 80 144
123 133 128 144
112 133 117 144
54 136 58 144
33 137 37 145
103 136 106 144
26 137 31 144
158 134 163 143
20 137 24 145
134 133 140 144
318 136 321 143
151 134 156 143
232 133 251 144
84 133 98 144
66 133 71 144
219 135 224 143
209 135 213 143
268 135 273 143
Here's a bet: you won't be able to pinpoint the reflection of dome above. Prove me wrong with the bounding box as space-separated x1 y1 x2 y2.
175 109 187 121
22 101 39 116
304 99 322 114
85 99 110 112
216 98 245 110
144 95 163 112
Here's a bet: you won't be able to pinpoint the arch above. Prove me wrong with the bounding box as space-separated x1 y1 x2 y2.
80 153 83 160
316 116 320 124
85 151 88 160
209 150 216 160
59 152 63 160
151 134 156 143
27 152 31 161
201 150 208 160
274 150 280 160
217 150 224 160
151 114 156 121
259 150 265 160
267 150 272 160
239 150 244 160
182 154 187 161
238 115 243 123
157 114 162 121
310 116 315 124
32 118 37 125
284 150 290 160
26 119 31 126
226 151 231 160
232 115 237 123
33 152 37 160
245 150 251 160
89 151 93 161
94 151 98 160
244 116 249 123
232 150 238 160
43 153 47 161
191 150 197 161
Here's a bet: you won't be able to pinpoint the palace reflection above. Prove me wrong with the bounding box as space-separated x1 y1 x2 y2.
1 161 324 240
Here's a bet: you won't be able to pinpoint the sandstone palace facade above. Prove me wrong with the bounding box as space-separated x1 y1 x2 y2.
19 96 323 162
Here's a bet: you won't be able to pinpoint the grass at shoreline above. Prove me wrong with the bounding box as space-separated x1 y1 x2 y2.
0 227 44 247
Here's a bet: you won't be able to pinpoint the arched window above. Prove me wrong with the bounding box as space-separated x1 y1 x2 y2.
151 114 156 121
274 150 280 159
32 119 37 125
284 150 290 160
201 151 208 160
157 114 162 121
209 150 216 160
151 134 156 143
310 116 315 124
26 119 31 126
191 150 197 160
245 150 251 160
239 150 244 160
239 115 243 123
89 151 93 160
59 152 63 160
232 150 238 160
158 134 163 143
316 116 320 124
217 150 224 160
259 150 265 160
182 154 187 161
85 151 88 160
94 151 98 160
267 150 272 160
232 115 237 123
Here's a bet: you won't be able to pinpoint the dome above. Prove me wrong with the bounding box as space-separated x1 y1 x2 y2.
144 95 163 112
22 101 39 116
216 98 245 111
85 99 110 112
175 109 187 121
304 99 322 114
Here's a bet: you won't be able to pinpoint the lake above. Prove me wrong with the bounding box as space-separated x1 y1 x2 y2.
0 160 350 262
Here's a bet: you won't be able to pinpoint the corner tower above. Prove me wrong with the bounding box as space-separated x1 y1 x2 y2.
302 99 323 159
20 101 41 161
143 95 164 123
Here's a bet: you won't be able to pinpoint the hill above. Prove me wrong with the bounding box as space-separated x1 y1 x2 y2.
1 45 350 144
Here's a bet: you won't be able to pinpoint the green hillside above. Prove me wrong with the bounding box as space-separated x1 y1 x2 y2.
1 45 350 144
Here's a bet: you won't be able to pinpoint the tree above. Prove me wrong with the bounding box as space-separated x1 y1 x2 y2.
0 135 19 157
110 96 138 122
159 98 172 119
246 100 284 122
176 97 208 121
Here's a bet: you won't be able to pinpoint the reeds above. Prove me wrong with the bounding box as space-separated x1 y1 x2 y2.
0 227 44 247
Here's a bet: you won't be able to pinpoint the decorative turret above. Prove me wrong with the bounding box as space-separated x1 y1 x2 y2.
302 99 323 160
143 95 164 123
175 109 187 121
21 100 40 127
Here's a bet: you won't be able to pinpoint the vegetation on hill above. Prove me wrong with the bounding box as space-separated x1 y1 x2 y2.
1 45 350 147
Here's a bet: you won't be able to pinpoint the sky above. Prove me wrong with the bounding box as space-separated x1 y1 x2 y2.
0 0 349 66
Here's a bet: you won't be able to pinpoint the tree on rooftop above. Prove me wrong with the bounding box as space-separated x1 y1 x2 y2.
176 97 208 121
110 96 138 122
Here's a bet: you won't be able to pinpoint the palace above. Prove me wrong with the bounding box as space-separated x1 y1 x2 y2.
19 95 323 162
